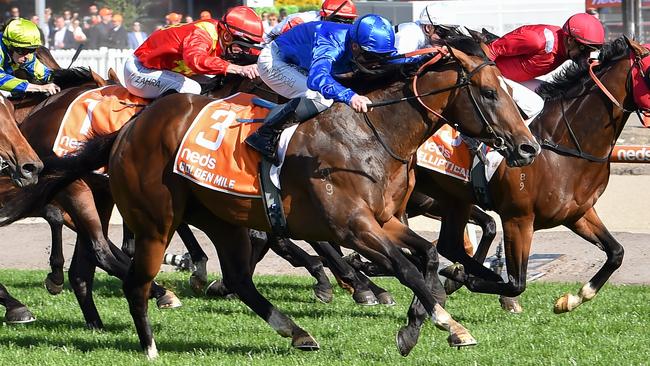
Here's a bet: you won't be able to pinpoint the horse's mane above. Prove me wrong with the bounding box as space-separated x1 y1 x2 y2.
49 67 95 89
537 37 629 100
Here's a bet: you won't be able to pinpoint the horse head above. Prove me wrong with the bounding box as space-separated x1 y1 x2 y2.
0 96 43 187
415 37 540 167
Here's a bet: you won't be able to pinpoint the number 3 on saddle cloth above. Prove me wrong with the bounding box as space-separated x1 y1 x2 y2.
52 85 150 160
173 92 297 198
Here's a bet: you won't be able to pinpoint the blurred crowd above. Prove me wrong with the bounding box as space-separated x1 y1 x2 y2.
0 4 292 51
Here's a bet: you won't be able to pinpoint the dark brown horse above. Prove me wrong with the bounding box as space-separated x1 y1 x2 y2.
392 36 648 356
0 94 44 323
15 36 543 358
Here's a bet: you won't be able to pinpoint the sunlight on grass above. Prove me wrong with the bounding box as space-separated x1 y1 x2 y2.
0 270 648 365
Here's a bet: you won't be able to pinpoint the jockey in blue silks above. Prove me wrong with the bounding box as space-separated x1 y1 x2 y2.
246 14 399 164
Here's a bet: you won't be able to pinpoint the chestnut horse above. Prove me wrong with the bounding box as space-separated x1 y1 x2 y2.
393 37 649 355
12 36 543 358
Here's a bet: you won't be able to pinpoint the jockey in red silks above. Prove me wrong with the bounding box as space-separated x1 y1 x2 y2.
263 0 358 43
486 13 605 121
123 6 264 99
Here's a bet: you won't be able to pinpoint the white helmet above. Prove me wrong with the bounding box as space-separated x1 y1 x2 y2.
418 5 458 28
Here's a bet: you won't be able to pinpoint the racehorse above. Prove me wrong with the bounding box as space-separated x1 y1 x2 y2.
391 36 649 356
8 35 542 358
0 94 44 323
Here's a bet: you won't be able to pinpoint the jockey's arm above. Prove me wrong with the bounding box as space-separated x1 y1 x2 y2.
307 34 356 106
486 28 546 60
182 28 258 79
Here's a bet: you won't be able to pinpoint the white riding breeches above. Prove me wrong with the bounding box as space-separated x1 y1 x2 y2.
257 41 333 111
502 77 544 121
123 54 202 99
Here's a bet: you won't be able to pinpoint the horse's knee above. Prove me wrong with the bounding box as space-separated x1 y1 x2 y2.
609 245 624 269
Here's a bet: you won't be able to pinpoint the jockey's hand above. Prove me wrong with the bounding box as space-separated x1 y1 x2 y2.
26 83 61 96
350 94 372 113
227 64 259 79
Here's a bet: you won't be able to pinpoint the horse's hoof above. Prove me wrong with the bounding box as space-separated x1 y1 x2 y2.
5 306 36 324
439 263 467 283
443 278 463 295
44 274 64 295
157 290 182 309
313 285 333 304
500 296 523 313
376 292 396 306
447 332 477 348
553 293 579 314
292 332 320 351
396 326 418 356
205 280 236 298
352 289 378 306
85 320 104 330
189 274 208 296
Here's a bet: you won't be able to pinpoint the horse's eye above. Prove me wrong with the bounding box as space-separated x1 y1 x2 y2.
481 88 497 100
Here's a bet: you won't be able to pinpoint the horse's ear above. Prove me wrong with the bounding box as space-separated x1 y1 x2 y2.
466 27 486 43
624 35 633 48
625 35 648 57
481 28 500 44
90 69 107 87
107 68 121 85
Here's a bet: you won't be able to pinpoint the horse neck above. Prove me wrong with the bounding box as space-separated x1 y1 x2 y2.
533 60 631 159
363 81 438 159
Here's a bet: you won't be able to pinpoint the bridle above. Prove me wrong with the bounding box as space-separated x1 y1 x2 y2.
363 46 506 164
0 156 10 174
540 46 647 163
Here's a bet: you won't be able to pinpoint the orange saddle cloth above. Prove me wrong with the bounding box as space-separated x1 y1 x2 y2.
52 85 149 157
416 124 472 182
173 92 270 198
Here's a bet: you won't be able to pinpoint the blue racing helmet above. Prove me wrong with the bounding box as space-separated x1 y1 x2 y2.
349 14 396 54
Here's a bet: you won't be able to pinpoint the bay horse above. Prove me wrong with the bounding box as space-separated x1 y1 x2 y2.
15 36 542 358
392 36 649 356
0 94 44 323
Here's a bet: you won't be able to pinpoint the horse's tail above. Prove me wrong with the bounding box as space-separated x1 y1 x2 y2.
0 132 119 226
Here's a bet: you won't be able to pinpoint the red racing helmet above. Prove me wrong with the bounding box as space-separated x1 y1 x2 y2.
562 13 605 46
222 6 264 44
320 0 357 20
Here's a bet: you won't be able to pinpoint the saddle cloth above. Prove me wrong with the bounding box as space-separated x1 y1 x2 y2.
52 85 149 157
173 92 297 198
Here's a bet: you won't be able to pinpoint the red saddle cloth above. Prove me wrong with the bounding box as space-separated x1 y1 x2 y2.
173 92 271 198
52 85 149 157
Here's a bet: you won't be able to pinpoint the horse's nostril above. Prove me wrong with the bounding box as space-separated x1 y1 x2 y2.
518 142 540 157
21 162 42 177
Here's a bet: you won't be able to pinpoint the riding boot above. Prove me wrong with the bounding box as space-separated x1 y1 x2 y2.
245 97 321 165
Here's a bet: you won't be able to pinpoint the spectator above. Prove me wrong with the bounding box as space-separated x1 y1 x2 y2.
185 16 194 23
200 10 211 20
108 14 128 49
128 21 147 49
261 11 270 31
51 16 76 49
63 10 72 26
268 13 278 28
86 7 113 49
88 4 98 17
586 8 600 20
166 13 182 26
9 6 19 20
30 15 47 46
70 19 87 45
279 8 287 22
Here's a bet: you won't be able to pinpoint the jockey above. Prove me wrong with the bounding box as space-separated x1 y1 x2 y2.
246 14 398 164
123 6 263 99
395 5 459 54
486 13 605 120
263 0 358 43
0 18 59 96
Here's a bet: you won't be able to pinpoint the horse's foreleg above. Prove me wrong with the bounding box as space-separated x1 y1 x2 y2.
121 224 135 257
468 205 498 263
203 221 319 351
555 208 624 313
42 204 65 295
0 283 35 324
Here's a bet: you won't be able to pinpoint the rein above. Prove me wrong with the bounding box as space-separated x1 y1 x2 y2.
540 54 640 163
0 157 9 174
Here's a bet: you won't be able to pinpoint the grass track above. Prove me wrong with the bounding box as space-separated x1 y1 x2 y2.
0 269 648 365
